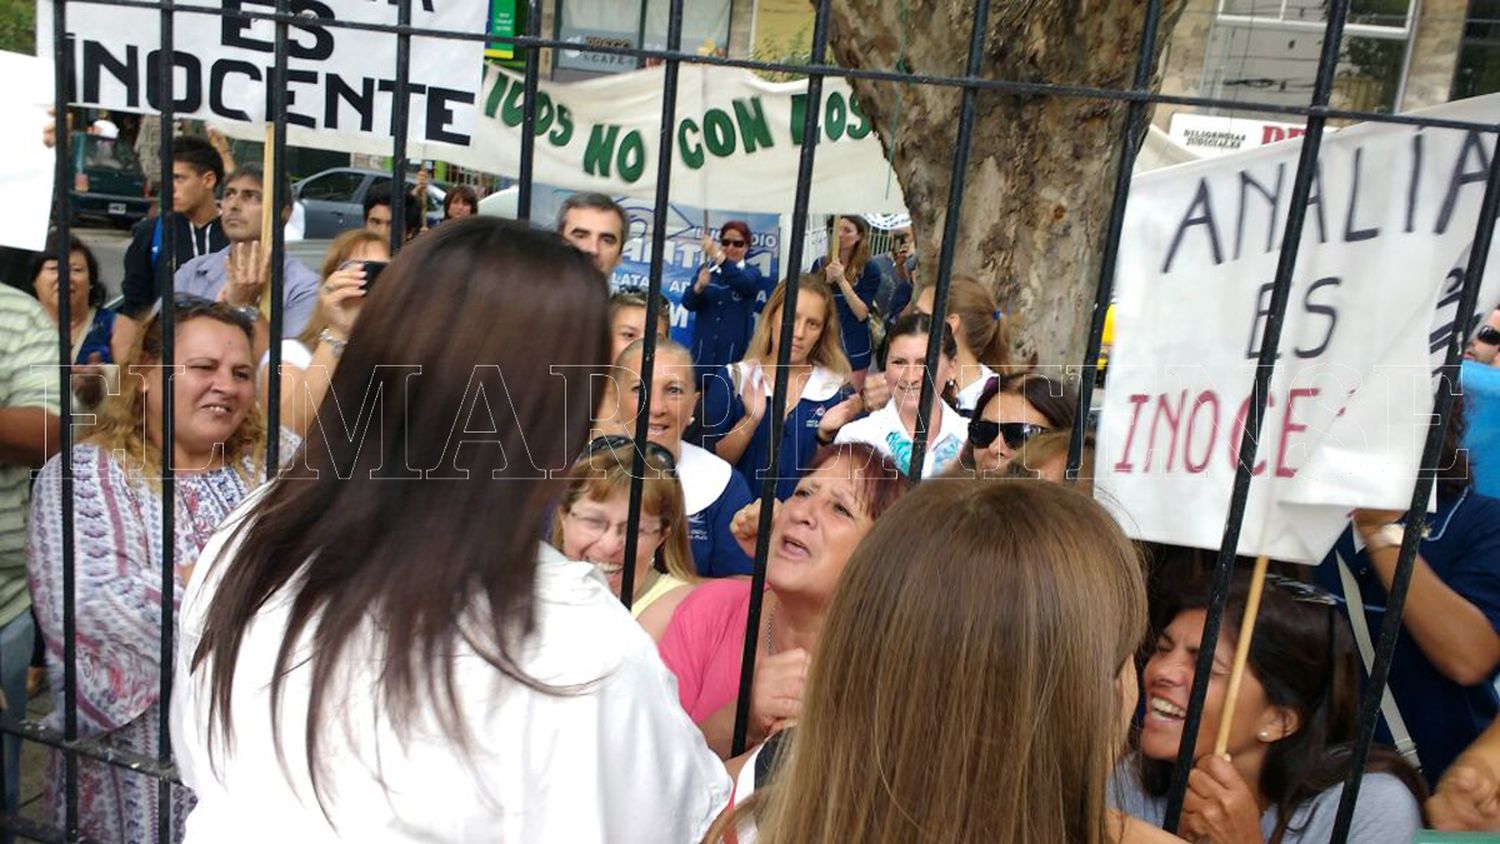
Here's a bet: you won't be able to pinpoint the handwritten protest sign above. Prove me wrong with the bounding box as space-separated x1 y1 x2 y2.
36 0 487 145
1098 94 1500 563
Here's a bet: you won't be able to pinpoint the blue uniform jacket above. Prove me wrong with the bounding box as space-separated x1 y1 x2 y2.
698 362 851 501
680 260 769 381
678 442 756 577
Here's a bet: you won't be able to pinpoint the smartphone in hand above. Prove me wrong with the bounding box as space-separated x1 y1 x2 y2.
359 260 389 292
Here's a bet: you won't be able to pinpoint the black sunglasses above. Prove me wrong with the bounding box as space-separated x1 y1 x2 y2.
584 435 678 475
720 238 747 248
968 420 1049 450
1477 324 1500 345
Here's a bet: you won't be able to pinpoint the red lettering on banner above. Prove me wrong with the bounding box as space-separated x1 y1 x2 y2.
1228 392 1273 477
1276 387 1319 478
1145 390 1188 472
1183 390 1221 474
1114 394 1151 473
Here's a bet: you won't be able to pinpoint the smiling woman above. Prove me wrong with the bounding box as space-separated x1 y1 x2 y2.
1111 573 1426 843
25 297 290 844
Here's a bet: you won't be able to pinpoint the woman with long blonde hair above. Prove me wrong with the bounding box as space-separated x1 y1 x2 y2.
719 480 1181 844
27 297 281 843
697 274 862 500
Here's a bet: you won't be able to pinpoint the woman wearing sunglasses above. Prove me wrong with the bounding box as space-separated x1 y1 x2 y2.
1112 573 1425 843
683 221 771 380
551 439 698 641
961 371 1077 477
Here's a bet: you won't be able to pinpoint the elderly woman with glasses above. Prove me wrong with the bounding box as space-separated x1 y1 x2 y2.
1112 572 1425 843
960 371 1078 477
682 221 771 380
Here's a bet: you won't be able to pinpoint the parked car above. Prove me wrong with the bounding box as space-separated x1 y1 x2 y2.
70 131 151 227
293 167 445 239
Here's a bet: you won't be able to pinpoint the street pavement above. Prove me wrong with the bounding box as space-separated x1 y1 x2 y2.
74 225 334 301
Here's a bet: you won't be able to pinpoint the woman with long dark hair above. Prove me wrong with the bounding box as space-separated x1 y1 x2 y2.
959 371 1078 477
171 219 729 840
1114 573 1425 842
835 312 966 478
25 232 118 407
812 215 881 389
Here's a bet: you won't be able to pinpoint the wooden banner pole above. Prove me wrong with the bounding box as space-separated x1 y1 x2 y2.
1212 553 1271 757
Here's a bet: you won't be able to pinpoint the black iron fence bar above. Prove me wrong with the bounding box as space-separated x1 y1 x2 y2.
1329 136 1500 842
387 0 414 260
0 716 177 782
263 0 289 474
729 0 832 760
513 0 542 222
154 0 180 837
619 0 685 611
908 0 992 487
1161 0 1352 827
50 22 80 841
1068 0 1165 480
46 0 1500 136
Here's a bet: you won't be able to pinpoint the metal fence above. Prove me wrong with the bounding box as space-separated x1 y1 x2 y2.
15 0 1500 839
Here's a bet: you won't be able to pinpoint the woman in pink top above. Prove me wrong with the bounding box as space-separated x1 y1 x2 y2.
658 442 905 757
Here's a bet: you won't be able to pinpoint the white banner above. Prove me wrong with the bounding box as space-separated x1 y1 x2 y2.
36 0 488 145
217 63 908 215
1098 94 1500 563
0 51 56 251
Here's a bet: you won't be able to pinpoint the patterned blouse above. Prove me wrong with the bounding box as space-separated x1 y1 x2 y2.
26 436 292 843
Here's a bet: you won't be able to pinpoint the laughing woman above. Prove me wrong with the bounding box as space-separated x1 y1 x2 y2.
551 439 699 640
618 338 755 577
1113 573 1424 843
834 313 967 479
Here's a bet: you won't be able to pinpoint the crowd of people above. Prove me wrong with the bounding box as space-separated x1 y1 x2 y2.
0 125 1497 844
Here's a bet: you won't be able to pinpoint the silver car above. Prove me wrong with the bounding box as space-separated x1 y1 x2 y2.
293 167 445 239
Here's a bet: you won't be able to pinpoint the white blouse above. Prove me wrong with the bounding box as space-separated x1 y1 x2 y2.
171 497 730 842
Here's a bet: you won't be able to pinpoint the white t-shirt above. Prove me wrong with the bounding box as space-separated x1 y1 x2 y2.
953 364 997 415
259 339 315 373
835 399 967 478
171 496 731 842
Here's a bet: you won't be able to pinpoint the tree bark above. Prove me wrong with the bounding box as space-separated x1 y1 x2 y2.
827 0 1186 370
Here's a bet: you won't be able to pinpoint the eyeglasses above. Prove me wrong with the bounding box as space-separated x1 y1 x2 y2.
584 434 678 475
720 238 747 248
968 420 1049 450
564 510 665 546
1476 325 1500 346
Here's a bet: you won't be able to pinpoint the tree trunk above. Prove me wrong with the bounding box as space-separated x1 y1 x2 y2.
827 0 1186 370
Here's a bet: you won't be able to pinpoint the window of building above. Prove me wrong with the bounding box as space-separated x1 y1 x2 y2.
1203 0 1416 115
